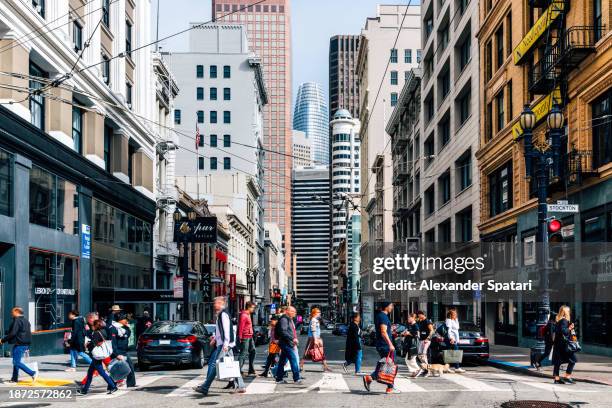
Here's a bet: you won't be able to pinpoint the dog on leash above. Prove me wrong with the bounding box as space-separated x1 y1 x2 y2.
424 363 452 377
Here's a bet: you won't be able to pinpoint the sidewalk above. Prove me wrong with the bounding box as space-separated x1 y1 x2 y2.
487 344 612 386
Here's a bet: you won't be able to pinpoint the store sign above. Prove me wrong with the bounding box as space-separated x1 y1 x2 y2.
191 217 217 243
229 274 236 300
173 276 183 298
512 88 562 140
35 287 76 295
513 1 565 64
81 224 91 259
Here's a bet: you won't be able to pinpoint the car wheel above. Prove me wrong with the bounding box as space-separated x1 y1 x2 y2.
193 348 205 369
138 360 150 371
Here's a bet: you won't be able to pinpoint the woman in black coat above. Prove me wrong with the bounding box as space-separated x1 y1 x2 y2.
343 313 363 374
67 310 92 371
552 305 577 384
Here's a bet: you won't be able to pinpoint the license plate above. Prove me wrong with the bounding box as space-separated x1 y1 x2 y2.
159 339 171 345
458 339 471 345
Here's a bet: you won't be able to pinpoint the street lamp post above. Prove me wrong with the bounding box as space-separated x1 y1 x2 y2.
174 208 197 320
247 269 258 302
520 103 564 363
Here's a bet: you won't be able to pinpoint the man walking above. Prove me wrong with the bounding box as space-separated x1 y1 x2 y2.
194 297 245 396
66 310 92 372
0 307 38 383
363 301 399 394
274 306 303 385
109 312 136 387
416 310 434 377
238 302 257 376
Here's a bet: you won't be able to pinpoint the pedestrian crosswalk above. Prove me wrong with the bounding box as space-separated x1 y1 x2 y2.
76 370 610 399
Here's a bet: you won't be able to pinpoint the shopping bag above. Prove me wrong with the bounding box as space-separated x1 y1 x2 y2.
376 352 397 386
271 360 290 377
23 351 38 376
216 353 241 380
308 344 325 362
108 359 131 381
92 340 113 360
268 342 280 354
443 349 464 364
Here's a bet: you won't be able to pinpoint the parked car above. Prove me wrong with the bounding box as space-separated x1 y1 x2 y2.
254 325 269 345
137 321 214 370
332 323 349 336
429 321 489 364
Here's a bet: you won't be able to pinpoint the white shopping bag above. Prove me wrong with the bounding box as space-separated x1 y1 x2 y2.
216 353 241 380
23 351 39 378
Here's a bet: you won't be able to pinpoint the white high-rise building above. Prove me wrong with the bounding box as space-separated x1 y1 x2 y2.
292 129 312 168
293 82 329 165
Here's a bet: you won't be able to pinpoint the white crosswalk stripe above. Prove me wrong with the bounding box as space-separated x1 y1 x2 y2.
490 373 599 393
83 375 163 399
393 377 428 392
245 379 277 394
441 373 501 391
164 375 205 398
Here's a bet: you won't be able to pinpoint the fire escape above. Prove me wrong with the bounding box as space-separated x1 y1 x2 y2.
520 0 604 186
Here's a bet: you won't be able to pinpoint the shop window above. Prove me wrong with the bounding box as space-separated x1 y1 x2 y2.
488 161 512 217
592 89 611 168
29 165 78 234
0 148 13 217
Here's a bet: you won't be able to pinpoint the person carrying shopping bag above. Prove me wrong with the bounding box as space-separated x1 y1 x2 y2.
76 319 118 395
362 301 399 394
444 309 465 373
0 307 38 384
343 312 363 375
300 308 330 372
193 297 245 396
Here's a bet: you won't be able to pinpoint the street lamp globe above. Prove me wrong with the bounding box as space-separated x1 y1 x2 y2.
520 104 536 131
173 208 182 222
188 210 197 221
547 103 564 130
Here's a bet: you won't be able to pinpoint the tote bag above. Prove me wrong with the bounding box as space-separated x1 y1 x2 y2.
92 340 113 360
376 352 398 386
308 344 325 362
216 352 241 380
443 349 464 364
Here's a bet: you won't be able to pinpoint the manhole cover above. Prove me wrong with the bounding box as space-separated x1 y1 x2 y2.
501 402 573 408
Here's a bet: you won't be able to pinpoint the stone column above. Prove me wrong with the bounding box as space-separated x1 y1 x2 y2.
111 129 129 182
83 108 105 169
47 84 74 149
13 154 31 309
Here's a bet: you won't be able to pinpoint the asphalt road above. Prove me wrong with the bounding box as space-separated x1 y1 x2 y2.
2 331 611 408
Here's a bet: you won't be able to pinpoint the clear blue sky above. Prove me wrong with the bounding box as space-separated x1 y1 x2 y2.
155 0 384 104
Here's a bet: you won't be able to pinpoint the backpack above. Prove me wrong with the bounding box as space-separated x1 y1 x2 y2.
436 322 449 339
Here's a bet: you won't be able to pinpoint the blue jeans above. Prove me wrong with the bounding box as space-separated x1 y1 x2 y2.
11 345 35 381
371 347 393 389
345 349 363 373
82 359 116 392
199 345 245 393
445 340 461 369
275 343 300 382
69 349 92 368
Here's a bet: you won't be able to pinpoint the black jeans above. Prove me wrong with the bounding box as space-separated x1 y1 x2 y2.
262 353 278 376
122 355 136 387
553 353 577 377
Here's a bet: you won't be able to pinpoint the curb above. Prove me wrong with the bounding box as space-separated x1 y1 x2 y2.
486 359 612 387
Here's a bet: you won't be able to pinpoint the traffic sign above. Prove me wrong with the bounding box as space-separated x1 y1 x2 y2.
547 204 579 213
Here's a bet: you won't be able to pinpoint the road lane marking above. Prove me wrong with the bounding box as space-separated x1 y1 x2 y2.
288 373 349 394
245 379 277 394
441 374 500 391
490 373 598 393
165 375 204 397
394 377 427 392
84 374 163 399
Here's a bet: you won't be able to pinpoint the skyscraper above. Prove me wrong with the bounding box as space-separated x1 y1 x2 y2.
329 35 361 121
212 0 293 273
293 82 329 165
291 166 331 305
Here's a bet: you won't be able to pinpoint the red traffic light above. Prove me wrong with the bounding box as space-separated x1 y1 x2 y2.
548 219 562 233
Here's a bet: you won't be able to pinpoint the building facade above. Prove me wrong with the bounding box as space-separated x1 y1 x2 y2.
329 35 361 121
418 0 480 245
264 222 286 313
291 166 331 305
357 4 421 256
292 129 312 168
477 0 612 354
293 82 329 165
0 0 158 353
212 0 293 276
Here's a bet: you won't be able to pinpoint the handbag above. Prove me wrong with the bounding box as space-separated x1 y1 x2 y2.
307 343 325 362
92 340 113 360
108 359 131 381
565 330 582 353
216 351 241 380
268 342 280 354
443 349 464 364
376 352 398 386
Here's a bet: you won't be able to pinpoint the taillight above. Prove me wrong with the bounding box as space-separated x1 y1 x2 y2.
434 336 444 343
177 335 197 343
475 338 489 344
138 337 153 347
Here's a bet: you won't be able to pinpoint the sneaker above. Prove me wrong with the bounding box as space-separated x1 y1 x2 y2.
447 368 456 374
223 381 235 389
355 371 367 376
554 379 566 385
31 370 39 383
411 369 423 378
275 379 287 384
107 387 118 395
342 362 348 374
192 386 208 395
386 387 401 394
231 388 246 394
76 389 88 396
362 375 372 392
65 367 76 372
294 379 304 385
455 368 466 373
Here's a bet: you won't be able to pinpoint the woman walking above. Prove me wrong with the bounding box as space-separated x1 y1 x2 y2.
552 305 578 384
260 317 280 377
403 313 421 376
343 313 363 374
444 309 465 373
66 310 92 372
77 319 119 395
300 308 331 372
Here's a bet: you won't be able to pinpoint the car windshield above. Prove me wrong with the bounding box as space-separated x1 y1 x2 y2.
147 322 193 334
459 322 481 332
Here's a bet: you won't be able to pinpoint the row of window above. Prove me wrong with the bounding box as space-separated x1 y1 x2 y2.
422 206 473 243
423 151 473 215
389 48 422 64
196 134 232 148
175 110 232 125
196 65 232 79
197 157 232 170
216 3 285 13
196 87 231 101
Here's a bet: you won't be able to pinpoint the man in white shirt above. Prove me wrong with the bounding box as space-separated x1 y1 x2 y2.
194 297 245 395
